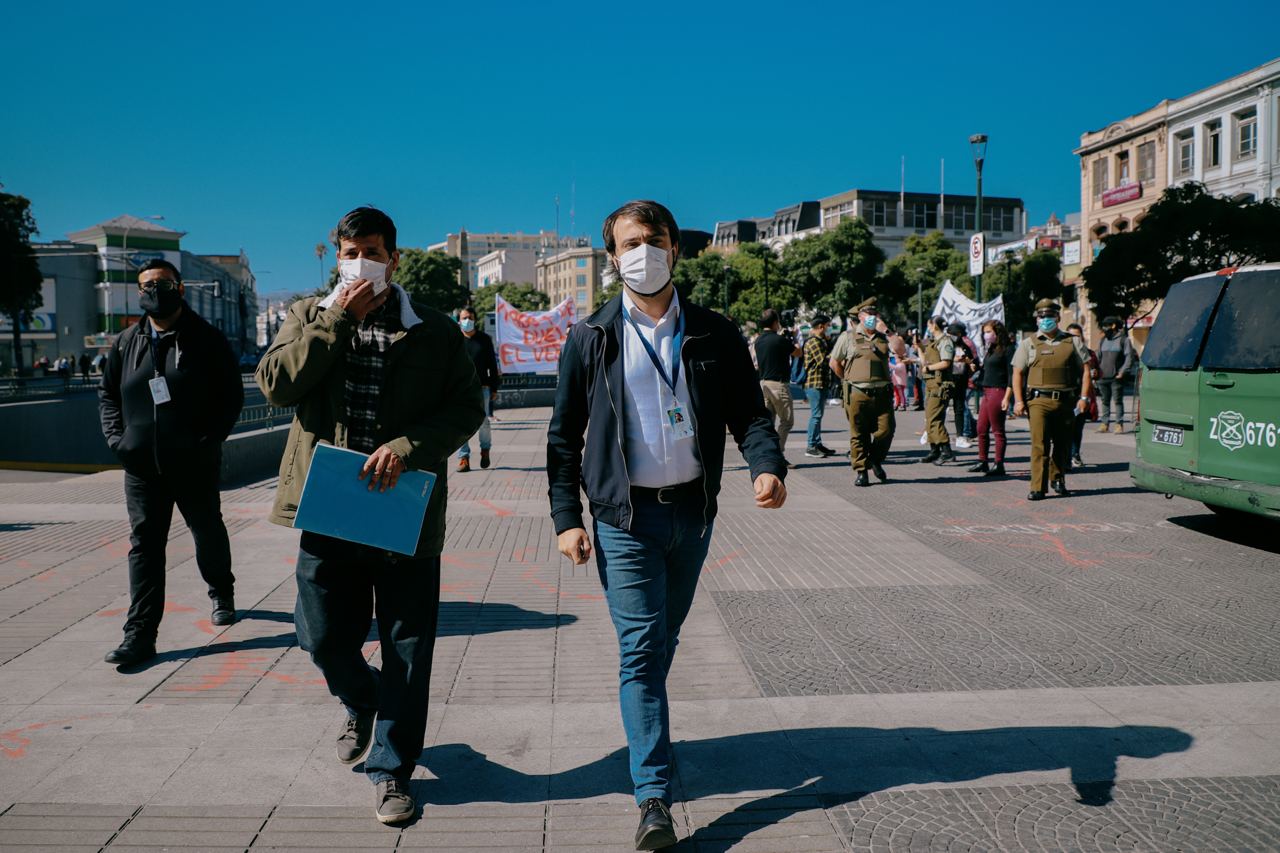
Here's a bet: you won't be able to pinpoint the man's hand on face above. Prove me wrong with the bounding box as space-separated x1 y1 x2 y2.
557 528 592 565
360 446 405 492
337 279 390 322
753 473 787 509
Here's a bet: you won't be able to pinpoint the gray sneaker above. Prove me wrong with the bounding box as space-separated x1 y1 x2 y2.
374 779 415 825
337 712 375 765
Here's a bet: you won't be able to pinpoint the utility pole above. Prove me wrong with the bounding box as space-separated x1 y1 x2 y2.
970 134 988 302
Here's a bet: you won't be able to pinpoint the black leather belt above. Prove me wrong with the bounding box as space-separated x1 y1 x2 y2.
631 479 704 505
1029 389 1077 401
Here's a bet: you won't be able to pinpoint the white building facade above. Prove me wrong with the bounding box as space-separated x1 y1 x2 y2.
1167 58 1280 203
475 249 538 287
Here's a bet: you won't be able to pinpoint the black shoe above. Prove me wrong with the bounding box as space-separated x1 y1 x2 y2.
104 635 156 666
804 446 825 458
635 798 677 851
988 462 1006 477
374 779 415 825
211 595 236 627
1071 455 1084 469
871 463 888 482
854 470 869 487
935 445 955 464
1051 477 1070 496
1028 491 1045 501
817 444 838 457
968 461 989 474
920 443 941 464
480 449 491 469
337 712 376 765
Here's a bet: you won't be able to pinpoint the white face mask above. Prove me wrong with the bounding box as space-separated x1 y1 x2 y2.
616 244 671 296
338 257 388 294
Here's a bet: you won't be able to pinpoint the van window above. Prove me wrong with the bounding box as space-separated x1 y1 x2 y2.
1140 277 1224 370
1201 269 1280 371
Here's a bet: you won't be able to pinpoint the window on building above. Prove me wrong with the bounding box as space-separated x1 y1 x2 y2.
866 200 896 227
576 258 587 267
908 203 937 230
1092 159 1108 198
1236 108 1257 159
1205 120 1222 168
577 290 588 304
1176 132 1194 175
944 204 974 231
1116 150 1131 185
576 274 586 286
1137 141 1156 184
982 206 1014 233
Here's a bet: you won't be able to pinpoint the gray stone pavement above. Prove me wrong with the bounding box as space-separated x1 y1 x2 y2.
1 405 1278 852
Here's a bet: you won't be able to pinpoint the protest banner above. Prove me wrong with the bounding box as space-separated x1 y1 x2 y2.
495 295 576 374
930 280 1005 357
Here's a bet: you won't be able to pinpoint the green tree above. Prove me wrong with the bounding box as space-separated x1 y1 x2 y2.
983 249 1064 332
1083 182 1280 323
779 218 884 317
0 187 44 375
394 248 470 313
883 232 971 327
469 281 549 315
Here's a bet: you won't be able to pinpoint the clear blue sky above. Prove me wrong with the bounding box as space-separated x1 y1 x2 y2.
4 0 1276 295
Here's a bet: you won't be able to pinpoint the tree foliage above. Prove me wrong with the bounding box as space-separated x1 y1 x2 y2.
1083 183 1280 322
394 248 470 314
779 218 886 317
0 187 44 375
883 232 971 328
982 250 1065 332
469 281 549 315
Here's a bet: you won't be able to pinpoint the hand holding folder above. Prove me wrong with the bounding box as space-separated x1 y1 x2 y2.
294 444 437 555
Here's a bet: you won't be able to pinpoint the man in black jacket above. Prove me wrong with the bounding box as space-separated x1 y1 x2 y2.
547 200 787 851
98 259 244 666
455 304 500 472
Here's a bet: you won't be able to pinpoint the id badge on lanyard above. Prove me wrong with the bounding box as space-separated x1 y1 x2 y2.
147 334 172 405
628 310 694 441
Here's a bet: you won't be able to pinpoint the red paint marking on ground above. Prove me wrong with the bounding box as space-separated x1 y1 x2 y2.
705 551 742 573
168 651 270 693
99 599 197 618
261 671 327 686
520 567 604 602
32 570 56 582
195 618 217 635
15 559 32 569
477 499 514 517
440 581 478 602
441 555 487 570
1 713 111 759
283 555 297 565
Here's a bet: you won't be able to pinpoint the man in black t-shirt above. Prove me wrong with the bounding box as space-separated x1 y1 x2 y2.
754 309 800 464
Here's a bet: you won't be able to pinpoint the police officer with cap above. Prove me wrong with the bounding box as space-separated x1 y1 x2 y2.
1011 298 1092 500
829 297 895 486
916 316 956 465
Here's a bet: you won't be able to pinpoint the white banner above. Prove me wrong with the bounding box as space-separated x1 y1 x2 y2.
495 295 577 374
930 280 1005 351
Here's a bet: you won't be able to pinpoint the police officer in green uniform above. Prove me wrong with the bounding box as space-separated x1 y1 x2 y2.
916 316 956 465
1012 298 1093 501
830 297 895 486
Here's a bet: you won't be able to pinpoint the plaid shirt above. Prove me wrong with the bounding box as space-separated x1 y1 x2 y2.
344 290 401 453
803 333 832 391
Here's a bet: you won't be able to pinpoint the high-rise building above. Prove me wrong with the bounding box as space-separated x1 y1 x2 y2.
429 229 587 289
476 249 538 288
536 247 607 314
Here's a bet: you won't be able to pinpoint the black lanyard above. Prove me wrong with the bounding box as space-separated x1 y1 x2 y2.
625 307 685 394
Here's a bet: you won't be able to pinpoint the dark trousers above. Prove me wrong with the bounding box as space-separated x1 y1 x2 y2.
294 532 441 783
123 462 234 640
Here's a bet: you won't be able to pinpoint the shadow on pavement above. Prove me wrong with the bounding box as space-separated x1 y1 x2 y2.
1165 513 1280 553
417 724 1192 845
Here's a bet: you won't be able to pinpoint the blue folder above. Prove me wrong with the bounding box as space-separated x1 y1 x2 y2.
293 443 436 555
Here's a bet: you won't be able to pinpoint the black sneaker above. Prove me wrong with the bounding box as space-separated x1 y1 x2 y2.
920 444 941 464
211 595 236 626
871 463 888 482
374 779 415 825
337 712 376 765
854 470 869 487
935 445 955 464
1071 455 1084 469
104 634 156 666
988 462 1006 477
635 798 677 851
804 447 825 458
1051 477 1070 496
480 449 491 469
817 444 838 457
1028 490 1045 501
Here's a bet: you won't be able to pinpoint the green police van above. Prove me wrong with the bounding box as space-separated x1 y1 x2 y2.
1131 263 1280 520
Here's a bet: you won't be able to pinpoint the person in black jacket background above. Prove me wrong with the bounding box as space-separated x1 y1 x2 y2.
98 258 244 666
455 304 500 472
547 200 786 851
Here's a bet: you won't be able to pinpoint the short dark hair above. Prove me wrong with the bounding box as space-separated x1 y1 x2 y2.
930 315 947 331
332 206 397 254
458 305 477 319
811 313 830 326
1102 315 1121 328
602 200 680 256
1067 323 1084 333
760 309 780 328
947 322 967 337
138 258 181 283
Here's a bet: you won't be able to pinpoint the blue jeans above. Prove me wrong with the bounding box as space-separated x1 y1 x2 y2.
593 498 714 805
458 389 492 459
294 532 441 784
805 388 827 449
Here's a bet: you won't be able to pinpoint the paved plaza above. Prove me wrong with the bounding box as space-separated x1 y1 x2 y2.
1 406 1279 852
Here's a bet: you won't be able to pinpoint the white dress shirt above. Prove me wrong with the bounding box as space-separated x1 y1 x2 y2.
620 289 703 488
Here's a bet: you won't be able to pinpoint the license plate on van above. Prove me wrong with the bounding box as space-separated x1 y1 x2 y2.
1152 425 1184 446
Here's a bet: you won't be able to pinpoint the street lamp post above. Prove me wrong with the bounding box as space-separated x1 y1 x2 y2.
970 133 988 302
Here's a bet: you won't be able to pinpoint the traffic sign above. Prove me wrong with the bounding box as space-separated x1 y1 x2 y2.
969 233 986 276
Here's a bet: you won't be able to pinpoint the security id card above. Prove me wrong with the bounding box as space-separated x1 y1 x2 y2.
666 404 694 440
148 376 172 405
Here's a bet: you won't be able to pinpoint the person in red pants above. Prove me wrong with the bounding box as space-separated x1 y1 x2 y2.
969 320 1014 476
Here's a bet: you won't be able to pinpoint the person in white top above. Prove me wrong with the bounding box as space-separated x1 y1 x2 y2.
547 200 788 851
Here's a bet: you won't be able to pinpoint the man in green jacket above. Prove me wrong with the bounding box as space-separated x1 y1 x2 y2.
256 207 484 825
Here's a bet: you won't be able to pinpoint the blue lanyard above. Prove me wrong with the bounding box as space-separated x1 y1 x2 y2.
625 307 684 394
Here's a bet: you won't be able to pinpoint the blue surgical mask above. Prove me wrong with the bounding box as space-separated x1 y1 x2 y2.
1037 317 1058 334
459 318 475 333
862 315 877 330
